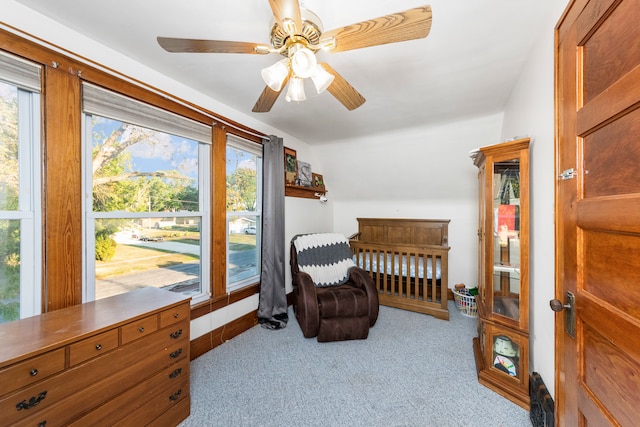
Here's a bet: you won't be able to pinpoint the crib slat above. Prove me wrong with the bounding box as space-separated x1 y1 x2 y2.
410 252 417 300
429 255 436 302
421 254 427 302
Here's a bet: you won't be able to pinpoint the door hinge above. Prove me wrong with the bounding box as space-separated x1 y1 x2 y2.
559 168 578 180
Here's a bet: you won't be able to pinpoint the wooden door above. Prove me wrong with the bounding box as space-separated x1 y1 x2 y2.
555 0 640 425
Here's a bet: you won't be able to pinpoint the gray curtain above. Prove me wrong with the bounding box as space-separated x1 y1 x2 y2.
257 135 288 329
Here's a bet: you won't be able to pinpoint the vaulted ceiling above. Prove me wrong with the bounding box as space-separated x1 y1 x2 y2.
15 0 559 144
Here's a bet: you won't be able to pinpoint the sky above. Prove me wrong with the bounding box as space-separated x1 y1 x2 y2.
93 116 199 181
93 116 258 180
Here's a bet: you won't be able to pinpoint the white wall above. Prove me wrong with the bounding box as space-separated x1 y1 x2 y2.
500 1 569 399
2 1 330 339
315 113 504 290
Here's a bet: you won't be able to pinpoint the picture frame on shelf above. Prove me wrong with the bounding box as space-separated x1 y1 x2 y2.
284 147 297 185
312 173 325 190
297 160 313 187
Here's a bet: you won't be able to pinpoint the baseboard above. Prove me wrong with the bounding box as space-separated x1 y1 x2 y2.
190 310 258 360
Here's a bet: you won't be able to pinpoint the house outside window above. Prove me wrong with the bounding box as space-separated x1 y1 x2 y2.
82 84 211 304
226 135 262 292
0 52 42 324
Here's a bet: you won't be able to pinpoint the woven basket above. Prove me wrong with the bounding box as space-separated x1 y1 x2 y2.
453 288 478 318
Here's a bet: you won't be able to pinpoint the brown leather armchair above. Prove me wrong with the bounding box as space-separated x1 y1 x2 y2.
290 233 379 342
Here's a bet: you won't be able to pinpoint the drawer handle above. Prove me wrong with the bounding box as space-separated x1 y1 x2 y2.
16 391 47 411
170 329 183 339
138 327 145 333
173 313 179 319
169 348 183 359
30 369 38 377
169 389 182 402
169 368 183 379
95 344 102 350
38 422 47 427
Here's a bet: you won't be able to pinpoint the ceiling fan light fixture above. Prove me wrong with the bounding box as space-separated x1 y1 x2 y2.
290 47 317 79
285 77 306 102
261 58 290 92
310 64 334 94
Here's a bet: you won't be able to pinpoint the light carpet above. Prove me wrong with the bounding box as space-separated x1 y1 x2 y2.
179 302 531 427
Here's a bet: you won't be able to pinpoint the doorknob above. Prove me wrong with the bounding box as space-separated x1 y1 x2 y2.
550 291 575 339
549 299 570 312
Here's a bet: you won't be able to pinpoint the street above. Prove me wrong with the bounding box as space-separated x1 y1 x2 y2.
97 236 258 299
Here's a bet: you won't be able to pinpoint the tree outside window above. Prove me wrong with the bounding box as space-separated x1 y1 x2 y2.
226 137 262 290
86 115 208 301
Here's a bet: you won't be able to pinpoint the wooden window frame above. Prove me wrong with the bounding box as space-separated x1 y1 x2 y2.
0 28 263 319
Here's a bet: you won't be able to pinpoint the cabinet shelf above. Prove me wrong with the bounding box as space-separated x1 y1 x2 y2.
285 184 326 199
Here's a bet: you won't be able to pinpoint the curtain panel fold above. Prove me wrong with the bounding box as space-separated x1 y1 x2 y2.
257 135 288 329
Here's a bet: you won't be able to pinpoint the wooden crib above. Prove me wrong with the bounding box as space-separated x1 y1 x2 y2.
349 218 451 320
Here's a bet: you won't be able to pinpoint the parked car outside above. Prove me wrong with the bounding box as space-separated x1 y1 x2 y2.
245 226 256 234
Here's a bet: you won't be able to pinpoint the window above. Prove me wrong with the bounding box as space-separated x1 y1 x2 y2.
0 52 42 324
226 135 262 292
82 84 211 304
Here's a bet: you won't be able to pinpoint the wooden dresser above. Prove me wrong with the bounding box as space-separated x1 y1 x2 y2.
0 287 191 426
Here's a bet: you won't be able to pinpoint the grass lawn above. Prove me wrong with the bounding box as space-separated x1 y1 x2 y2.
95 244 198 279
96 232 257 279
229 233 256 251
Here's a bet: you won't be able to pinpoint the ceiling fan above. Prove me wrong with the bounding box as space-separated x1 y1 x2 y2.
157 1 432 113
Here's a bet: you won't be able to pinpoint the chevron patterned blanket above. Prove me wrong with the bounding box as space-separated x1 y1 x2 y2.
292 233 356 287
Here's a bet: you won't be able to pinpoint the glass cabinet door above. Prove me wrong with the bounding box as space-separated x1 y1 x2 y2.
483 322 528 386
491 158 521 320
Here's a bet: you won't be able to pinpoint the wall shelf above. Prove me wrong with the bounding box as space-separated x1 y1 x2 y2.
285 185 326 199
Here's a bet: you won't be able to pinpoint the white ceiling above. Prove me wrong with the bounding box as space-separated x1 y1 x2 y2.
15 0 559 144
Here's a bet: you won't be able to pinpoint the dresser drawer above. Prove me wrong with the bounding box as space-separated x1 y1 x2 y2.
115 377 189 427
69 328 119 367
67 358 189 427
160 302 190 328
121 313 159 344
0 348 65 397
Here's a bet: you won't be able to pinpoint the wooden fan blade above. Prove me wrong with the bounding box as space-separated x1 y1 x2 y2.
252 74 290 113
321 5 432 53
268 0 302 33
157 37 269 54
320 63 366 111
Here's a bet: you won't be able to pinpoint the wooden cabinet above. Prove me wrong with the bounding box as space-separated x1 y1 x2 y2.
0 287 191 426
471 137 530 409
